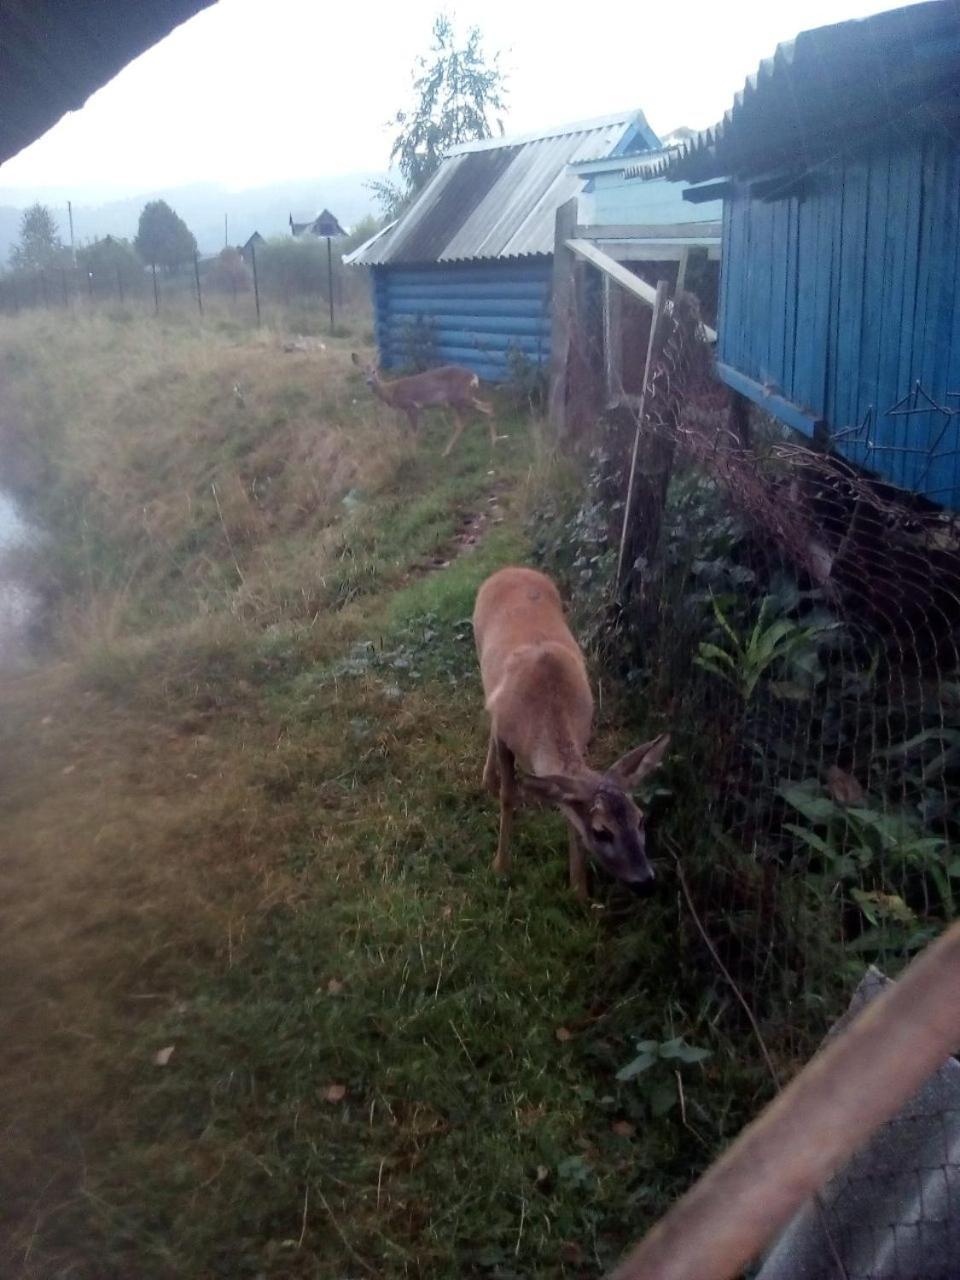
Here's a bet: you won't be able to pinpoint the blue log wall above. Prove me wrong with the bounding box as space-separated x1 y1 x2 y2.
371 260 552 384
717 132 960 509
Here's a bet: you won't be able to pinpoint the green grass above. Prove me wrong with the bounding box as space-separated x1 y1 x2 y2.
0 309 766 1278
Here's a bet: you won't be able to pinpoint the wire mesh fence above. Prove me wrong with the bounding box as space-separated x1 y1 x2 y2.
0 244 369 330
542 260 960 1277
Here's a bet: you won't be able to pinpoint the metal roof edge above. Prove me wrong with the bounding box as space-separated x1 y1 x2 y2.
446 108 646 155
342 219 398 266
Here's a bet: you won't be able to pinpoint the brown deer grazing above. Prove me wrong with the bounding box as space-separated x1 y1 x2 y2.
473 566 670 900
351 354 497 457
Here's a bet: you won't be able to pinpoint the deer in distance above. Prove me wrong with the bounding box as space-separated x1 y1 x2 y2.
473 566 671 900
351 353 497 457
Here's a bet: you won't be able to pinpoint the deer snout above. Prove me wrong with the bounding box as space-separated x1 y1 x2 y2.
625 862 656 896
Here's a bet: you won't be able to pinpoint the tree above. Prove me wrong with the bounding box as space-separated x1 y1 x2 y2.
371 13 507 217
134 200 197 271
205 247 251 295
9 203 68 272
78 236 144 291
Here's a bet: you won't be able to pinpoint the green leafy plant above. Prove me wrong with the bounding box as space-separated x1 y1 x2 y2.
780 778 957 924
695 593 836 702
616 1036 712 1116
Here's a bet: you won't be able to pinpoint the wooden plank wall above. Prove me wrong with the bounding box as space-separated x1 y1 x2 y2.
372 260 552 383
717 133 960 508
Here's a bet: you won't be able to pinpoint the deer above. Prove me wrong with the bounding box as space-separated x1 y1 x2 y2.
473 566 671 900
351 354 497 457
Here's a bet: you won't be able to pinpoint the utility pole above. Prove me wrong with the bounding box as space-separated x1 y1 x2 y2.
67 200 77 267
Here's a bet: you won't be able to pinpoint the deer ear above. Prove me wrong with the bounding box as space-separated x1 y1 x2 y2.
521 774 590 807
608 734 671 789
351 352 361 367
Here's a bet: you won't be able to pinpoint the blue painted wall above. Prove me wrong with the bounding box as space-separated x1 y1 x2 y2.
717 131 960 509
371 260 552 384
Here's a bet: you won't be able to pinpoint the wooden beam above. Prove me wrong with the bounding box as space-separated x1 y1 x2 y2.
611 920 960 1280
575 221 722 241
715 361 824 437
566 239 718 343
590 242 703 264
682 181 733 203
675 246 690 293
548 198 579 435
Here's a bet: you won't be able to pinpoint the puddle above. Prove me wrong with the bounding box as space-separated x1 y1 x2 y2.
0 491 38 667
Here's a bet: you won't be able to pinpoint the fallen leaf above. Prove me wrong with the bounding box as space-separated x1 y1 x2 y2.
61 764 76 776
40 715 54 726
154 1045 175 1066
323 1083 347 1103
555 1026 573 1043
826 765 866 807
326 978 345 996
611 1120 636 1138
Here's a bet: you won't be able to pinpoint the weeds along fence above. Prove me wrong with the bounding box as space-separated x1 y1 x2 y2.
540 252 960 1277
0 244 370 331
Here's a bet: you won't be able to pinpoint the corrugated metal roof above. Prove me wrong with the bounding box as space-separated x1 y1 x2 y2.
346 111 658 266
659 0 960 184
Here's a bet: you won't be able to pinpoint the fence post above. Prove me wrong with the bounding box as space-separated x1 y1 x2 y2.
548 198 579 435
152 262 159 314
615 279 668 592
116 266 125 305
86 269 94 304
326 235 335 333
61 268 69 307
194 251 203 315
250 241 261 327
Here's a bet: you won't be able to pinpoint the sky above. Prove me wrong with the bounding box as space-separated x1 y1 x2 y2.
0 0 909 200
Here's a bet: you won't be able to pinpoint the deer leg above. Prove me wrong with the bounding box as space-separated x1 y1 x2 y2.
492 738 516 877
487 411 498 448
567 825 589 902
482 731 500 796
442 408 466 458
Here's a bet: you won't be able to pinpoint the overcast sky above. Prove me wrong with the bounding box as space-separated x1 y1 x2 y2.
0 0 907 198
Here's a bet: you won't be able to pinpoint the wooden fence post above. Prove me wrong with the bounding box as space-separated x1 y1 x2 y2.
548 197 579 436
615 280 668 591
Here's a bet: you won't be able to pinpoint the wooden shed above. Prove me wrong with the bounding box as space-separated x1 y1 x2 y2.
666 0 960 509
344 112 661 383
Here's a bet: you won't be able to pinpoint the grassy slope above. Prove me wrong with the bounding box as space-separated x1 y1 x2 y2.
0 308 762 1278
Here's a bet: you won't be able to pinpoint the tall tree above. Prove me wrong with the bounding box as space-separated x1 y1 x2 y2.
134 200 197 270
371 13 507 217
9 203 67 272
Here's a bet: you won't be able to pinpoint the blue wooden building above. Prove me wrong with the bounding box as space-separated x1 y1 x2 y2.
345 112 661 383
666 0 960 509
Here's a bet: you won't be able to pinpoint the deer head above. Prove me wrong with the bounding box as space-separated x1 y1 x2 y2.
521 734 670 891
351 351 379 391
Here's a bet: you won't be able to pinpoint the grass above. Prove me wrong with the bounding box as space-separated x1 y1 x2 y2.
0 305 764 1278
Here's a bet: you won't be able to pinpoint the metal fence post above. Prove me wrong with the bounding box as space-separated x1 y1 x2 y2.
194 252 203 315
250 241 261 327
